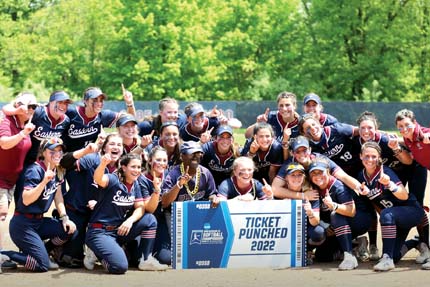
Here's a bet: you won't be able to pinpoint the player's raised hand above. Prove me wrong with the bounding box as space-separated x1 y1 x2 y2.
387 134 400 150
256 108 270 123
178 166 191 186
217 109 228 125
101 153 113 166
303 200 313 217
249 135 260 154
262 178 273 199
44 162 55 182
282 124 292 142
84 143 99 154
303 189 319 201
377 165 390 186
322 195 336 211
96 124 107 147
208 105 220 118
356 182 369 196
121 83 134 106
140 130 155 148
200 127 214 144
22 120 35 136
152 170 162 192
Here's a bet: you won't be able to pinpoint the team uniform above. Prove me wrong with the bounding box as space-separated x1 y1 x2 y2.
241 138 283 183
179 116 220 142
145 139 181 171
137 173 170 265
85 173 157 274
25 106 70 163
317 113 338 127
201 141 237 187
357 166 424 262
4 162 75 272
0 115 32 207
308 123 356 175
276 153 341 179
64 106 118 152
216 177 268 200
265 111 300 142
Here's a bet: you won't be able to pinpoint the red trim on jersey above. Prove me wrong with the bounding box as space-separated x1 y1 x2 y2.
77 106 97 126
214 142 233 165
232 176 253 195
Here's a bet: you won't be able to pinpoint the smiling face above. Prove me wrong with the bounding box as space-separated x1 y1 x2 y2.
216 132 233 153
277 98 295 121
286 170 305 191
118 122 137 140
233 158 254 185
49 100 69 119
181 151 203 169
149 150 168 176
85 95 105 116
396 117 415 140
302 118 322 141
122 158 142 183
161 125 179 149
43 146 64 167
254 128 273 150
103 136 124 162
309 168 329 189
303 100 322 118
360 146 380 174
359 119 377 142
188 112 206 132
160 102 179 123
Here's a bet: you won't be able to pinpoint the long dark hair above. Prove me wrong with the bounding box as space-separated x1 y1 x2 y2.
117 153 142 183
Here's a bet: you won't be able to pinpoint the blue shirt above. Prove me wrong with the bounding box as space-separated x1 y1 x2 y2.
266 111 300 142
201 141 237 187
216 177 267 200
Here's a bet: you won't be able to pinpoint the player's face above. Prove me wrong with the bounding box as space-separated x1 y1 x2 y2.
286 171 305 190
396 118 415 140
122 158 142 183
160 103 179 122
293 147 311 164
360 147 380 172
303 100 322 117
216 132 233 152
150 150 168 175
255 128 273 150
181 151 203 169
277 98 295 120
234 163 254 184
359 119 376 142
50 100 69 118
118 122 137 140
189 112 206 131
161 126 179 148
44 146 63 166
104 136 123 162
302 119 322 141
86 96 104 114
309 169 328 188
16 101 36 120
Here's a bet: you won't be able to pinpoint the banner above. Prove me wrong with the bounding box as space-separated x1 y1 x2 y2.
172 200 306 269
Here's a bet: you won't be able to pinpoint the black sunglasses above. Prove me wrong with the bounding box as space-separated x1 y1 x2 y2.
27 104 38 110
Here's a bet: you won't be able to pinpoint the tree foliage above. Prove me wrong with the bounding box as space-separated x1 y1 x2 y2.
0 0 428 102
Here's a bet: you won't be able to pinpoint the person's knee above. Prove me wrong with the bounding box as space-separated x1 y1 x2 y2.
379 210 395 225
309 225 326 244
155 248 171 265
108 261 128 274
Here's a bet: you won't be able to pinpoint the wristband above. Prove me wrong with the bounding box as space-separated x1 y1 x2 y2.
387 181 399 193
176 181 183 189
59 214 69 222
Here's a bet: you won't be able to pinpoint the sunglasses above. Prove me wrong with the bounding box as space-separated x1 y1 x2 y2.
17 102 38 110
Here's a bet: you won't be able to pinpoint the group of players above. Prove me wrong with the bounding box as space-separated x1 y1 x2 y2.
0 88 430 274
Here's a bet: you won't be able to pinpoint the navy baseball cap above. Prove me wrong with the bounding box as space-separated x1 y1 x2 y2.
160 121 179 132
186 105 205 118
116 114 138 127
84 87 107 101
308 161 329 173
217 125 233 136
303 93 322 105
180 141 203 155
49 91 73 103
42 137 66 151
286 163 305 175
291 136 310 152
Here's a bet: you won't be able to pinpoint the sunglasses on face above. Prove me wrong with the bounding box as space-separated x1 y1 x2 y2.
17 102 38 110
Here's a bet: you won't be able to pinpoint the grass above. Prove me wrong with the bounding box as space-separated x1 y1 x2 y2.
233 128 247 146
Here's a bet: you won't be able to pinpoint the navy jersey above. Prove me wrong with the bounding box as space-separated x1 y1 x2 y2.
201 141 236 187
136 173 160 199
63 153 102 213
138 113 187 138
161 164 217 204
318 113 338 127
277 152 341 179
357 166 418 210
317 176 354 215
240 139 283 183
179 117 220 142
89 173 143 226
308 123 355 174
145 139 181 171
266 111 300 142
64 106 118 152
14 161 64 214
26 106 70 163
216 177 267 200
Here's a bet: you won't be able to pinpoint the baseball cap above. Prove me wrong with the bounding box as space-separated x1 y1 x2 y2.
84 87 107 101
42 137 66 151
286 163 305 175
116 114 138 127
303 93 322 105
217 125 233 136
49 91 73 103
15 92 37 106
308 160 329 173
186 105 205 118
160 121 179 132
291 136 310 152
180 141 203 155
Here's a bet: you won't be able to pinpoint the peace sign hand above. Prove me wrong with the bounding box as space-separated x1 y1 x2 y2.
200 127 214 144
262 178 273 199
256 108 270 123
377 166 390 186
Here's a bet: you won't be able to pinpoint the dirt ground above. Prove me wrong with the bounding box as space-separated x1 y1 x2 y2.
2 180 430 287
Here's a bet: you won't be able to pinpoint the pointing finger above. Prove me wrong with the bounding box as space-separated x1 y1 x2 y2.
264 108 270 116
208 127 214 134
47 162 51 171
262 178 269 186
185 165 189 175
121 83 126 93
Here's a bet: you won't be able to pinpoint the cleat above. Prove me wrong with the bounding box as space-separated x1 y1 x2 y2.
138 255 169 271
83 247 97 270
373 253 395 271
338 252 358 271
416 242 430 264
